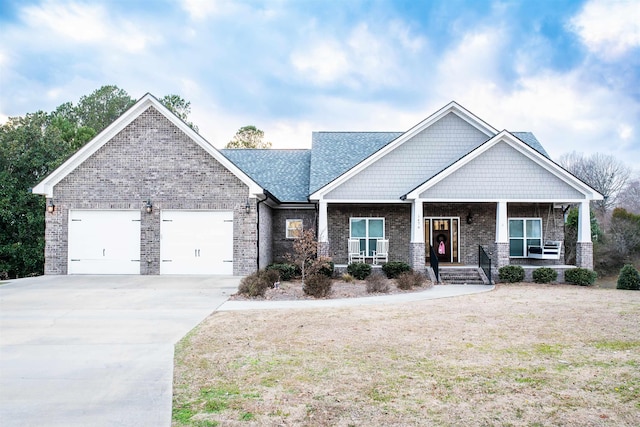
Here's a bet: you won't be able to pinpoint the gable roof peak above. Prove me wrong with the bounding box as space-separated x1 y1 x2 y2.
32 92 262 197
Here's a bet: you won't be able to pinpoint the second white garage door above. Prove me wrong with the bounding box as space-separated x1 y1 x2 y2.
160 210 234 275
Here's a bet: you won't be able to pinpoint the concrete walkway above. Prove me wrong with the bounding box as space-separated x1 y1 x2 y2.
0 276 492 427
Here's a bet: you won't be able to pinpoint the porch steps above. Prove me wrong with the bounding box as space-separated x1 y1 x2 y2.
439 267 486 285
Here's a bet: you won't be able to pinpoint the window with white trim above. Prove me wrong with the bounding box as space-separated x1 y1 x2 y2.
509 218 542 257
350 217 384 256
286 219 303 239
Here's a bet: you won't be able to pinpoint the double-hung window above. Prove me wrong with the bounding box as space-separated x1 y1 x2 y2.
509 218 542 257
286 219 303 239
350 218 384 256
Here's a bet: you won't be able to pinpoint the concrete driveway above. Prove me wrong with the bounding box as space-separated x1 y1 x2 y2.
0 275 238 427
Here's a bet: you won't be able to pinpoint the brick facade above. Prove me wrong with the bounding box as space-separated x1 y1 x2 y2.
46 107 257 275
321 202 566 269
327 204 411 264
271 208 318 262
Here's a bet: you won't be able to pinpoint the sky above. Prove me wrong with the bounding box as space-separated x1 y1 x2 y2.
1 0 639 173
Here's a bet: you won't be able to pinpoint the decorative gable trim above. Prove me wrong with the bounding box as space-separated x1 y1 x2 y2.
32 93 262 197
309 101 497 200
404 131 603 201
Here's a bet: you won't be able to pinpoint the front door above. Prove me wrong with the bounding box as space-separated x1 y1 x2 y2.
424 217 459 263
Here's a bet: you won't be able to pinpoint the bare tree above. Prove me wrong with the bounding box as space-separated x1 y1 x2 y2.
617 177 640 214
558 152 631 214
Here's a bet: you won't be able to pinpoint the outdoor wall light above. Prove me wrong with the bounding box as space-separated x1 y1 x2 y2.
466 212 473 224
245 199 251 214
47 200 55 214
145 200 153 214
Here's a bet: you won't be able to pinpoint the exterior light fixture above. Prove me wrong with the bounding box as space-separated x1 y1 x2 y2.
47 200 55 214
145 200 153 214
466 212 473 224
245 199 251 214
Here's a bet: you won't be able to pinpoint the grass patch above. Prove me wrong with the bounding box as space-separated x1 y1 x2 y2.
594 340 640 351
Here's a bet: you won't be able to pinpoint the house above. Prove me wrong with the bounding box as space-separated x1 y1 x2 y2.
32 94 602 281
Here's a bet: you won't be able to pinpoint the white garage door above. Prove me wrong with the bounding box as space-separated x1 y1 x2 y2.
68 210 141 274
160 210 234 275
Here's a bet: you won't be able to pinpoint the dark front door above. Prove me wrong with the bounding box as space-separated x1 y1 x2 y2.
425 218 459 263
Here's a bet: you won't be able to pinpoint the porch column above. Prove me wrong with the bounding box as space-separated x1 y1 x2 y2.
409 199 426 273
317 200 330 257
411 200 424 243
495 201 509 269
576 200 593 269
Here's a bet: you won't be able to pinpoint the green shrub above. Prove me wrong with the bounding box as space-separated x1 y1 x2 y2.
347 262 372 280
266 263 298 281
532 267 558 284
382 261 411 279
396 270 429 290
617 264 640 290
365 271 390 293
316 258 335 278
565 268 597 286
303 273 333 297
238 269 279 297
499 265 525 283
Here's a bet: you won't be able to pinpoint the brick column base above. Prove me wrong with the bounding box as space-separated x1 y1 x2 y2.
409 242 426 273
493 242 509 280
495 242 510 268
576 242 593 270
317 241 330 258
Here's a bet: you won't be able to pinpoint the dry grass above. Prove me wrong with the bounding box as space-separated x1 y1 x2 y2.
173 284 640 426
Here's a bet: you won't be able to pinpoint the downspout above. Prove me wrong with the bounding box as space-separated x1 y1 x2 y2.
256 195 267 270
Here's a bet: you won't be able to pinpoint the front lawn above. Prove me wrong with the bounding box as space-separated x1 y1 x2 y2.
173 284 640 426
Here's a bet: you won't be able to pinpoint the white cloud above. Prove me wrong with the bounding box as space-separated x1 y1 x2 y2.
21 1 158 53
290 40 350 85
290 21 425 88
568 0 640 60
179 0 243 21
435 27 505 97
423 23 639 165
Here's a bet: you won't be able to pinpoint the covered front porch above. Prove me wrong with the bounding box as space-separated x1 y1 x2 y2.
316 199 595 283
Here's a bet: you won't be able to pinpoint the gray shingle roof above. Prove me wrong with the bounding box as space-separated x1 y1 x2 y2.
221 130 550 203
309 132 403 194
221 149 311 202
512 132 549 157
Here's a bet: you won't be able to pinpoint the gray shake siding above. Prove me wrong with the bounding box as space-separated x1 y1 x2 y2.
326 113 489 200
420 142 584 200
45 106 257 275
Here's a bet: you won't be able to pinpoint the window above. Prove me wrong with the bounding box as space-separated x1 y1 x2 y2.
286 219 303 239
350 217 384 256
509 218 542 257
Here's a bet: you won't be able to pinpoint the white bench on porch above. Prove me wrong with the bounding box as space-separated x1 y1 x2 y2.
528 241 562 260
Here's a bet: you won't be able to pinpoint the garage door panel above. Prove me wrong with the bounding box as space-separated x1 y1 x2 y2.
68 210 141 274
160 211 233 275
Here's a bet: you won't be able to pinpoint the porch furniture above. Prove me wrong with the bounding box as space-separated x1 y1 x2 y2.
528 241 562 260
373 239 389 265
348 239 365 264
